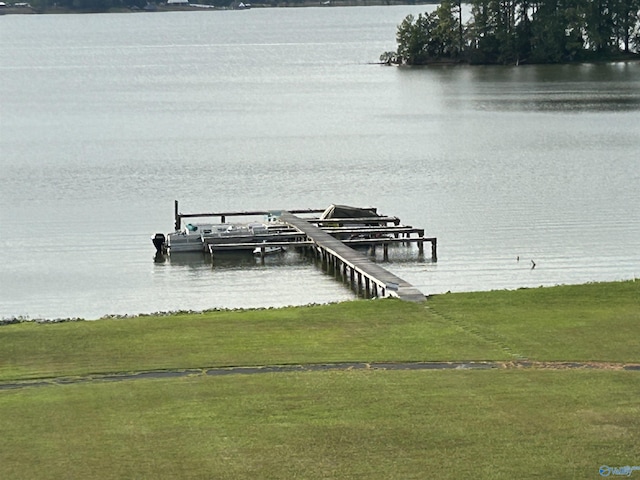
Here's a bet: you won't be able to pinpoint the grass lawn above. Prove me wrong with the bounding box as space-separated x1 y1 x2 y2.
427 281 640 362
0 300 508 382
1 280 639 479
1 369 638 479
1 281 639 382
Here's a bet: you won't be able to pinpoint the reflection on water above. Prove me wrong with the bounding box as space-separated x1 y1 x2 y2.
508 96 640 112
161 243 436 275
164 249 310 270
400 62 640 113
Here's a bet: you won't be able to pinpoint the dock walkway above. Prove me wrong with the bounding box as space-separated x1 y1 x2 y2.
279 212 426 302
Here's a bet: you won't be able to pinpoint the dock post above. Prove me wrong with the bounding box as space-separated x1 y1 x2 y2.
418 239 424 256
431 238 438 262
383 243 389 261
174 200 181 231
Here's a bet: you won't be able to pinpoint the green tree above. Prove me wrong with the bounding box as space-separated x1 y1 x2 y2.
432 1 463 57
393 4 463 65
466 0 520 63
387 0 639 65
528 0 570 62
584 0 614 52
612 0 640 52
395 13 433 65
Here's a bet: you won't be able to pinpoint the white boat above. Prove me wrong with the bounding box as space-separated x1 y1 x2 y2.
153 220 293 254
151 203 391 256
167 223 228 253
252 244 285 256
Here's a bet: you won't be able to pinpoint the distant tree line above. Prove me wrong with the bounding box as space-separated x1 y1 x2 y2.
26 0 236 12
26 0 340 11
381 0 640 65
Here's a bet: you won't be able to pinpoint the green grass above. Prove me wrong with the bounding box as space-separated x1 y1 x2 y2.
427 281 640 362
0 300 508 382
1 280 639 479
1 369 638 479
1 281 639 382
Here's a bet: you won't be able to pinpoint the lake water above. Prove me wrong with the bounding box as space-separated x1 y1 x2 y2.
1 7 639 320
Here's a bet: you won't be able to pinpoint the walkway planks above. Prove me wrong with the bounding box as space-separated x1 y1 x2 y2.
279 212 426 302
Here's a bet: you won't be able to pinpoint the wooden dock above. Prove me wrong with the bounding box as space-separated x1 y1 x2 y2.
169 201 436 302
278 212 427 302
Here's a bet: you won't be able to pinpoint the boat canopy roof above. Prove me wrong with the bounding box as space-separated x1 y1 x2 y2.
319 204 379 220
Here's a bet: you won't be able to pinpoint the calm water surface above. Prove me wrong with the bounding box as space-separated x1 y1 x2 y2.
1 7 639 319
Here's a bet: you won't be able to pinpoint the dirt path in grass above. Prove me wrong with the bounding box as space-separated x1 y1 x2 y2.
1 361 639 390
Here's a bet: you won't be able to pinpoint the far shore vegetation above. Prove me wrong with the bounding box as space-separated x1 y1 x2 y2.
1 280 639 478
381 0 640 65
0 0 438 14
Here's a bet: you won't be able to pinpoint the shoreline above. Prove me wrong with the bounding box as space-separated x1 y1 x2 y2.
1 279 637 324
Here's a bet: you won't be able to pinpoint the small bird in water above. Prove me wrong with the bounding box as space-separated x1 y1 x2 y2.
531 260 536 269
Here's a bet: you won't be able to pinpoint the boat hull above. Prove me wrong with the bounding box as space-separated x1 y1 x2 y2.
158 221 296 254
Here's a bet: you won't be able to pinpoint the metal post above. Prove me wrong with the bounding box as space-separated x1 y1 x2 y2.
174 200 181 231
